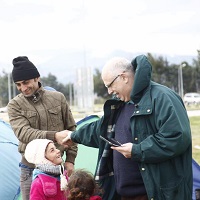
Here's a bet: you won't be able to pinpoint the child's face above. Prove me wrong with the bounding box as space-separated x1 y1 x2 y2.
45 142 63 165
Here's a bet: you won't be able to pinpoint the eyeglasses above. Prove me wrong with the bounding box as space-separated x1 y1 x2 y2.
105 74 120 88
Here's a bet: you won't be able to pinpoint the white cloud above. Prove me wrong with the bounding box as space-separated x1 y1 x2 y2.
0 0 199 67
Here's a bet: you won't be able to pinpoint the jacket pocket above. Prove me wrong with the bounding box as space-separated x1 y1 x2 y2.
160 177 190 200
22 110 37 127
48 106 62 127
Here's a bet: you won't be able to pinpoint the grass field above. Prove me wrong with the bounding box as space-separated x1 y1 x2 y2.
190 116 200 164
184 104 200 164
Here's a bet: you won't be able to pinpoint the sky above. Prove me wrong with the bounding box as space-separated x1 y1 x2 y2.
0 0 200 82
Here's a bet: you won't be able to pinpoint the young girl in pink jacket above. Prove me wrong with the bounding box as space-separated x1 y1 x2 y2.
25 139 68 200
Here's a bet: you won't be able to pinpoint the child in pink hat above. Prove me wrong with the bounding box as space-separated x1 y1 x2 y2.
25 139 68 200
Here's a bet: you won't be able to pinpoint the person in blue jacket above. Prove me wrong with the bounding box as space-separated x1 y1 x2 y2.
62 55 192 200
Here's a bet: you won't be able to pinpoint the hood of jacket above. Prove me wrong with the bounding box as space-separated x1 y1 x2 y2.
130 55 152 104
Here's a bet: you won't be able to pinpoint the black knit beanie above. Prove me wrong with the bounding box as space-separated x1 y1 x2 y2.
12 56 40 82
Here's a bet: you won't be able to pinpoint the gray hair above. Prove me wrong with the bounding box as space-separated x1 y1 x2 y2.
102 57 133 76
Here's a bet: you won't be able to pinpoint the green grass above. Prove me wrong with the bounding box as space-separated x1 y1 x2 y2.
185 104 200 111
190 116 200 164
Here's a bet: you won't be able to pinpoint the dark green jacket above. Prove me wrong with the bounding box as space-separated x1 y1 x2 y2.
71 55 192 200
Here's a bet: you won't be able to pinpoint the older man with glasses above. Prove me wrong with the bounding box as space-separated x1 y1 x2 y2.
61 55 192 200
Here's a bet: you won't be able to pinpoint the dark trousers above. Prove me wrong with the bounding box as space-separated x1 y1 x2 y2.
121 194 148 200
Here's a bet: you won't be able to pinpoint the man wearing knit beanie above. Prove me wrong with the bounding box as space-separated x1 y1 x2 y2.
12 56 40 83
7 56 77 200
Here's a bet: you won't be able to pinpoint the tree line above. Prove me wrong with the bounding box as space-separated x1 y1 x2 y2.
0 53 200 107
93 52 200 99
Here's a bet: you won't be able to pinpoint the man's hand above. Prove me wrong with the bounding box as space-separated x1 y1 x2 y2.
111 143 133 158
55 130 72 145
62 135 75 147
64 162 74 177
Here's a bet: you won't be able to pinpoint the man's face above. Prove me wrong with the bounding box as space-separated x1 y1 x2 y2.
15 78 40 97
102 71 133 102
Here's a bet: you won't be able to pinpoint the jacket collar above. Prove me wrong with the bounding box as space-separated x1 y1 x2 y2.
130 55 152 104
26 82 45 103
